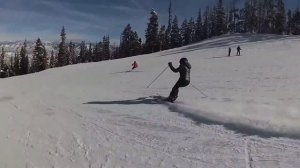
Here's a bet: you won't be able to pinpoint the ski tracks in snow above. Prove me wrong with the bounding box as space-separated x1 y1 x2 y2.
74 99 300 168
2 94 300 168
243 137 300 168
245 140 253 168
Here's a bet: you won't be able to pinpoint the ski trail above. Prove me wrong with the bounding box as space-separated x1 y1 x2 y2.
100 153 111 168
72 132 92 166
245 140 253 168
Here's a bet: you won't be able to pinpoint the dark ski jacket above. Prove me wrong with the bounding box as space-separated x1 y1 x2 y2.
169 60 191 82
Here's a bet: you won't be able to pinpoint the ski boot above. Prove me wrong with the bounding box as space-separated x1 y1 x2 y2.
164 96 177 103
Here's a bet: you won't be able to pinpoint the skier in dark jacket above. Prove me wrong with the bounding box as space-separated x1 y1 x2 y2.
166 58 191 102
237 46 241 56
228 47 231 56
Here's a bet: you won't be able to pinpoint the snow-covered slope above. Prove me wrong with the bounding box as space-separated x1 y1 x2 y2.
0 34 300 168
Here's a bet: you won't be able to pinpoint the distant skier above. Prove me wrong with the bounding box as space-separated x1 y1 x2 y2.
237 46 242 56
166 58 191 102
132 61 138 70
228 47 231 56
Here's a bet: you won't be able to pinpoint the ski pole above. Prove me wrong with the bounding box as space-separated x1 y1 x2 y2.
147 66 169 88
190 83 208 98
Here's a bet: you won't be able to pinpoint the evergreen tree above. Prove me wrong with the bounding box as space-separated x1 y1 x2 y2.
19 40 29 75
256 0 265 33
79 41 87 63
228 0 239 33
49 50 55 68
54 52 58 67
287 9 292 35
57 26 67 66
94 42 103 61
291 9 300 35
13 51 20 75
10 56 14 75
228 7 235 32
195 8 203 42
236 8 247 33
244 0 258 33
209 6 217 37
181 18 195 45
188 17 196 43
120 24 132 58
120 24 141 57
203 6 210 39
165 0 172 49
9 56 14 77
137 37 142 55
145 9 159 53
111 46 120 59
92 43 97 62
215 0 227 35
0 47 5 71
65 43 71 65
158 25 167 51
262 0 276 33
275 0 286 34
102 36 110 60
87 43 93 62
32 38 47 72
69 42 76 64
170 16 182 48
181 19 190 45
98 42 104 61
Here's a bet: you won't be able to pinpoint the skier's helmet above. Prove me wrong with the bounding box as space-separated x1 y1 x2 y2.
180 57 188 64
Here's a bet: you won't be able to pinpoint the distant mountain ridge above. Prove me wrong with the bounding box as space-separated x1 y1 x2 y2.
0 41 83 58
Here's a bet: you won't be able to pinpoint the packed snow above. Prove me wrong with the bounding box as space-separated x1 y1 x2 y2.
0 34 300 167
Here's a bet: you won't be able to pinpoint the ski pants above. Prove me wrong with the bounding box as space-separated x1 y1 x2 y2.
169 79 190 100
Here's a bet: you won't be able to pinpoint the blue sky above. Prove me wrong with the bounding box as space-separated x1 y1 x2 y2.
0 0 297 43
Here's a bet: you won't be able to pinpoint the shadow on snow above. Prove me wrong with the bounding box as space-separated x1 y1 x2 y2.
84 97 162 105
111 70 144 74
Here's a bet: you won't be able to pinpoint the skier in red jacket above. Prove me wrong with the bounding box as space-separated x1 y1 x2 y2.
132 61 138 70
